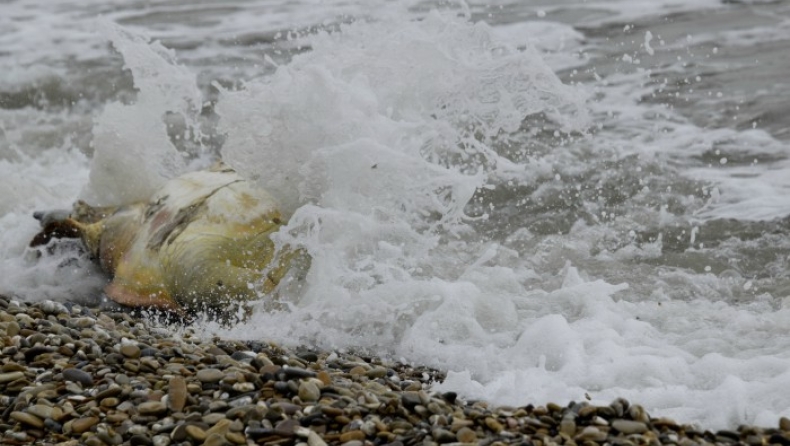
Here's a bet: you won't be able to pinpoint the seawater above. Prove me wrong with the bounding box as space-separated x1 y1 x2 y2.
1 0 790 429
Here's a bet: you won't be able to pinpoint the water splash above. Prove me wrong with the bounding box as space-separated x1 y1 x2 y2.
85 22 207 205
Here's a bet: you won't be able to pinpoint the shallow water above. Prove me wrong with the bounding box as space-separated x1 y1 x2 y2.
2 0 790 429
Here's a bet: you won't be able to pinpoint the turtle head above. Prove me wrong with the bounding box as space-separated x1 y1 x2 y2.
30 216 105 259
30 202 145 276
30 210 82 247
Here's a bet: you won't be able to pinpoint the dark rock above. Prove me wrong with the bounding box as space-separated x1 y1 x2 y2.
62 368 94 386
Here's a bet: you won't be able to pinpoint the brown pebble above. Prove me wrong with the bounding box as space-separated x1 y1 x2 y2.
226 431 247 445
317 370 332 386
3 321 20 336
186 425 207 441
120 344 141 358
72 416 99 434
612 419 648 434
322 406 343 417
299 380 321 402
106 412 129 424
560 418 576 436
484 417 504 433
197 368 225 383
576 426 607 442
84 437 106 446
27 404 55 420
168 376 187 412
339 430 366 442
366 366 387 379
456 427 477 443
348 365 367 376
781 417 790 432
138 401 167 416
204 433 228 446
11 411 44 428
1 362 25 372
100 397 120 408
203 412 227 425
207 419 233 437
0 371 26 383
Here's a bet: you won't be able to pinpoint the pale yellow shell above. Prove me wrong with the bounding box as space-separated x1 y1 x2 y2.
40 164 295 314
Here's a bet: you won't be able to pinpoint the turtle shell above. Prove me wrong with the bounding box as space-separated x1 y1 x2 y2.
31 164 294 314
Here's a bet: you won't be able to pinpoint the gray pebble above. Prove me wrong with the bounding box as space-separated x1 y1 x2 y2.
62 368 94 386
196 368 225 383
612 419 648 434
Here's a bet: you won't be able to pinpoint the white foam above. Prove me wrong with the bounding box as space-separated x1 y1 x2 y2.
0 149 107 302
212 11 790 429
489 21 588 71
3 0 790 431
218 12 588 216
84 22 206 205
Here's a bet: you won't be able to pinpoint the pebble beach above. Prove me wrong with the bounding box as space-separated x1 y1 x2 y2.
2 297 790 446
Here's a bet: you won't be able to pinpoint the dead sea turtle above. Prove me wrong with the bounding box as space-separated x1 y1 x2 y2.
30 163 297 315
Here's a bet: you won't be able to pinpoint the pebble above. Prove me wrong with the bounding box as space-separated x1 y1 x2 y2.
152 434 171 446
339 430 366 442
484 416 504 433
204 433 228 446
62 367 94 386
196 368 225 383
456 426 477 443
185 425 207 441
0 371 25 383
139 401 168 416
560 417 576 436
226 432 247 445
781 417 790 432
299 380 321 402
28 404 56 420
168 376 187 412
0 299 784 446
612 419 648 434
432 427 456 443
10 411 44 428
121 343 142 358
71 416 99 434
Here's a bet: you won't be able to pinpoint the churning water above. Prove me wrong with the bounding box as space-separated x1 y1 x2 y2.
2 0 790 429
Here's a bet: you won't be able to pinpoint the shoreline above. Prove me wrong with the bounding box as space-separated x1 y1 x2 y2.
1 297 788 446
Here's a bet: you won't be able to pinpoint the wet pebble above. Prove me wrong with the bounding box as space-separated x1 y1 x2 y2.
71 416 99 434
168 376 187 412
121 343 141 358
0 300 784 446
612 419 648 434
456 426 477 443
10 411 44 428
197 368 225 383
62 367 94 386
299 380 321 402
139 401 167 416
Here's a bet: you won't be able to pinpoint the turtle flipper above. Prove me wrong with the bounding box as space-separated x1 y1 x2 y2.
105 250 184 315
30 214 83 247
105 280 184 314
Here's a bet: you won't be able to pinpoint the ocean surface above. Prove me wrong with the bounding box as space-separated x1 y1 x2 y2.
2 0 790 430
